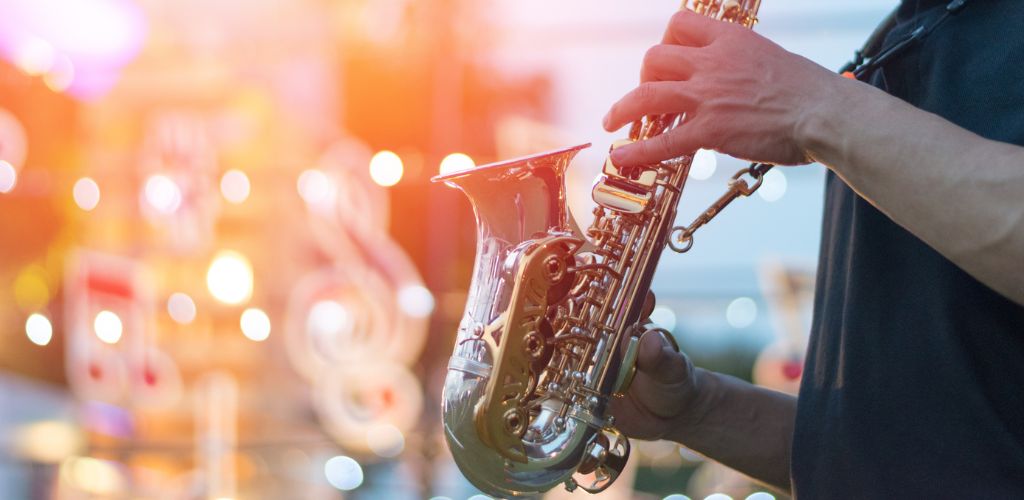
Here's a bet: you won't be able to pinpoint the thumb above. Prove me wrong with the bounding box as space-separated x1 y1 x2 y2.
635 330 691 385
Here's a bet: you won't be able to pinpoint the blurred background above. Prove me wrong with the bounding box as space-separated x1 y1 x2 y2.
0 0 893 498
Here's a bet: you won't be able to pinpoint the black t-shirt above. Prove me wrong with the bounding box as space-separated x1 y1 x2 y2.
792 0 1024 497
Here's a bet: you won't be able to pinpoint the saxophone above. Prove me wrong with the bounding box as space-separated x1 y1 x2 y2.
433 1 763 496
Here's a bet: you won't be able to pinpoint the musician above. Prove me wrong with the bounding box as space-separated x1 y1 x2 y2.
605 1 1024 496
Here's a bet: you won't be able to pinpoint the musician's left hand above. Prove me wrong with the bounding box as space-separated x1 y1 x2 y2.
602 9 845 167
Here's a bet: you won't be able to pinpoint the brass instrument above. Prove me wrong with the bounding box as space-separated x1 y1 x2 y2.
433 1 764 496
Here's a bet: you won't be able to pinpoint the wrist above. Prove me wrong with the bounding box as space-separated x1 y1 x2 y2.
665 366 715 444
793 74 865 166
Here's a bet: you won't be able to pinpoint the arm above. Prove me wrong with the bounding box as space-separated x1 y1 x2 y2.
603 11 1024 304
609 332 796 492
798 79 1024 305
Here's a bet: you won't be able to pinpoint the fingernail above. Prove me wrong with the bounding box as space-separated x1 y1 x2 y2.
658 332 673 349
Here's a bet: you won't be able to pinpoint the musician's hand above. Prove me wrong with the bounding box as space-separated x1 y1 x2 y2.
603 9 845 167
608 324 704 441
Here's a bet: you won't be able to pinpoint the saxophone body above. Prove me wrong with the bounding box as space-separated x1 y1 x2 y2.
434 2 762 496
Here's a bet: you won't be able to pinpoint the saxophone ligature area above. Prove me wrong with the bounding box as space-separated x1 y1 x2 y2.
433 1 763 497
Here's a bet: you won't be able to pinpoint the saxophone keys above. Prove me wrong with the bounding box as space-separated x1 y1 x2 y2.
573 428 631 494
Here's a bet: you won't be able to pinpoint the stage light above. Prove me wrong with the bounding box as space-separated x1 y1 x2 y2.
397 284 434 318
324 455 363 491
220 169 250 204
144 174 182 214
369 150 403 187
757 169 787 202
167 293 196 325
650 305 677 332
689 149 717 180
366 423 405 458
240 308 271 342
73 177 101 211
25 313 53 346
439 152 475 176
206 251 253 305
726 297 758 329
94 310 123 344
0 160 17 193
297 169 333 205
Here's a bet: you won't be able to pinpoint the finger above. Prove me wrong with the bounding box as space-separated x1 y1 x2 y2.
635 330 689 385
602 81 696 132
640 44 699 83
609 120 705 167
664 9 726 47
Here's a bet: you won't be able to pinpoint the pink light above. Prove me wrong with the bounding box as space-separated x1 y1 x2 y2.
0 0 147 99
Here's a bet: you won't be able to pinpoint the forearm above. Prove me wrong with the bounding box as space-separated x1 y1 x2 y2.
668 368 796 492
798 76 1024 305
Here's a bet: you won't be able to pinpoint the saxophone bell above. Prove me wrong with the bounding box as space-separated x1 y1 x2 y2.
435 145 604 497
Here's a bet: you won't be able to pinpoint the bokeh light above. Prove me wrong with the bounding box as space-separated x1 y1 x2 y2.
324 455 363 491
663 495 692 500
12 36 55 75
143 174 182 214
725 297 758 329
650 305 677 332
206 250 254 305
44 55 75 92
0 160 17 193
73 177 101 211
757 169 787 202
12 420 81 463
63 456 125 496
220 169 251 204
240 307 271 342
307 300 352 347
704 494 733 500
166 293 196 324
366 423 405 458
369 150 403 187
746 493 776 500
397 284 434 318
93 310 123 344
296 168 334 205
25 313 53 346
688 149 717 180
438 152 475 176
